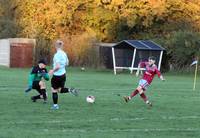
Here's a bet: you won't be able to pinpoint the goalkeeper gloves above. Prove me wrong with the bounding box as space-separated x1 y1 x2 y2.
25 85 32 93
38 72 47 77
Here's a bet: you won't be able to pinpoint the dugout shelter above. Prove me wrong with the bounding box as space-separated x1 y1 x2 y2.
112 40 165 74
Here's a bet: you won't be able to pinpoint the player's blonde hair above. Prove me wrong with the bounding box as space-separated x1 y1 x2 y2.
55 40 64 48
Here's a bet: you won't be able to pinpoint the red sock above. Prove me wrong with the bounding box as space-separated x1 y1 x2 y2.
140 93 147 102
130 89 139 98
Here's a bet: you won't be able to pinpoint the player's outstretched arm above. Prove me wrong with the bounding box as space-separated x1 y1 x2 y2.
49 63 60 75
25 86 32 93
25 74 35 93
155 67 165 81
42 73 49 81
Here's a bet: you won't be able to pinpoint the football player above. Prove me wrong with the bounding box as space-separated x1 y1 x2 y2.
124 56 165 107
49 40 78 110
25 59 49 103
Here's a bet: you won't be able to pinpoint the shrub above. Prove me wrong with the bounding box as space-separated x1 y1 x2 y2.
159 31 200 70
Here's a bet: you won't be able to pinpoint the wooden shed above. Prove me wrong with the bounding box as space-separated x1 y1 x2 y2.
0 38 36 68
95 42 116 68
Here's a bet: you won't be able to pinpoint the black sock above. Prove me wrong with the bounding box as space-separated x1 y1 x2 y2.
37 89 42 95
52 93 58 104
60 87 69 93
41 89 47 100
34 95 41 100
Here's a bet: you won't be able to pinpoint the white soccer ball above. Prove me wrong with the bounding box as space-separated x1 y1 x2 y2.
81 67 85 71
86 95 95 103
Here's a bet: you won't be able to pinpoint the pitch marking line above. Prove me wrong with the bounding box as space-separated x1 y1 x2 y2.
5 115 200 125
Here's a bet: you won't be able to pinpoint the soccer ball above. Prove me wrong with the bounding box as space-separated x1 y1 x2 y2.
81 67 85 71
86 95 95 103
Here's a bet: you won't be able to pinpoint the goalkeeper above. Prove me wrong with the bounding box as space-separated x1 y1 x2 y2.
25 59 49 103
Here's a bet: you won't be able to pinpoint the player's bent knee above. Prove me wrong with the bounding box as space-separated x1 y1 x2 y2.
51 87 59 93
137 86 143 91
40 86 46 89
39 81 46 89
139 90 144 94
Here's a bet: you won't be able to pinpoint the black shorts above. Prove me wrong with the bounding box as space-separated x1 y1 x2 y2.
32 81 41 92
51 74 66 89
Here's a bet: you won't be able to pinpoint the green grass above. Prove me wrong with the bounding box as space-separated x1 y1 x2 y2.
0 66 200 138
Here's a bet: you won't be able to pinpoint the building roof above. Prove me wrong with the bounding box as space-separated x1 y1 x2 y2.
113 40 165 51
95 42 116 47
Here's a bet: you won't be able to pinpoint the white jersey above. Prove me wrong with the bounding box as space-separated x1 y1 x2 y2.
53 49 68 76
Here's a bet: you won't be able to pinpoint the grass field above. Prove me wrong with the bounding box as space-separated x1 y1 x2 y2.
0 66 200 138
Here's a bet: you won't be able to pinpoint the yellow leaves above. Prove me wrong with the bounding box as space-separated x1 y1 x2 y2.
1 0 199 41
0 7 3 17
148 0 166 16
126 14 138 28
120 1 155 28
111 0 124 5
94 0 126 11
17 0 75 39
98 0 112 5
62 31 97 66
185 2 200 30
163 0 200 30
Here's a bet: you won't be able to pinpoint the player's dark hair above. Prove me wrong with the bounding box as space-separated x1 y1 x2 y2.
38 59 47 65
149 56 156 61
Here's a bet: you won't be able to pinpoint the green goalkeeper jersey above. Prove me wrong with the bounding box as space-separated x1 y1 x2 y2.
28 65 49 86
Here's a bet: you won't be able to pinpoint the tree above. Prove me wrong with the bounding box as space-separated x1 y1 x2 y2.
158 31 200 69
0 0 19 38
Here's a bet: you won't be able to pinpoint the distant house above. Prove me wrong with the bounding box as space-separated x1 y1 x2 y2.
112 40 165 74
0 38 36 68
